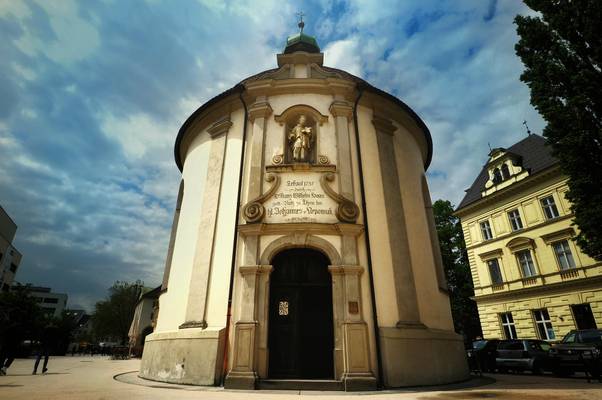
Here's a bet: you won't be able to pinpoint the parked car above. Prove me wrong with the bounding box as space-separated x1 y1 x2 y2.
495 339 552 374
549 329 602 376
467 339 499 372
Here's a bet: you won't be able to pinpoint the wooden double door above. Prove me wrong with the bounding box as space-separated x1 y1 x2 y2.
268 248 334 379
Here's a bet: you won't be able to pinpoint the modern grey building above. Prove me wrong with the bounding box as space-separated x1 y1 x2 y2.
0 206 22 292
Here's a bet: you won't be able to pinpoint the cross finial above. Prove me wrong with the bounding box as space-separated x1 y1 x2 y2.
296 11 305 33
522 120 532 135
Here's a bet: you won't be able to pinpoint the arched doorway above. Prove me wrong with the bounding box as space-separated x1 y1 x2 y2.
268 248 334 379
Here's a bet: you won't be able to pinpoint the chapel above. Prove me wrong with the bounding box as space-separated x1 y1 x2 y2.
139 24 468 391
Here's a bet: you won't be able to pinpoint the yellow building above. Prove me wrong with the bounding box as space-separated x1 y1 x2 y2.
456 134 601 341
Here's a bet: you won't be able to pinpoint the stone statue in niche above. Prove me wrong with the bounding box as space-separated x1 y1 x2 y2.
288 114 313 162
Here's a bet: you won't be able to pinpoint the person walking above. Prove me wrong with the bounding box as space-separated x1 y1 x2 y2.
0 325 21 376
33 322 59 375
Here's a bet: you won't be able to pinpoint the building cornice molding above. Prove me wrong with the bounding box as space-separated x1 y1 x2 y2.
276 51 324 67
247 101 273 122
207 116 233 138
466 213 574 251
473 268 602 303
238 222 364 237
541 227 575 244
329 100 353 121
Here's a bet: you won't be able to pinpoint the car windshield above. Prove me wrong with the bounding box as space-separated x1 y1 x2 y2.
562 332 576 343
473 340 487 350
580 331 602 343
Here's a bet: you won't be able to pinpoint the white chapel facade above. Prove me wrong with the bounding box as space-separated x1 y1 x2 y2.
140 29 468 390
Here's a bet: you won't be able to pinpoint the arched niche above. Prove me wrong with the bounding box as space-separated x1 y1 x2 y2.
274 105 329 164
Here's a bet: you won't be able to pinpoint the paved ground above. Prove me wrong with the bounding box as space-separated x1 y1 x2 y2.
0 356 601 399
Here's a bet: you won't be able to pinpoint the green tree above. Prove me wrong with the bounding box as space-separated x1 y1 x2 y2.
92 281 143 345
433 200 481 342
0 284 44 339
515 0 602 260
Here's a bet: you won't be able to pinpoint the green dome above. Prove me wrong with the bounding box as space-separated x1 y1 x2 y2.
284 32 320 54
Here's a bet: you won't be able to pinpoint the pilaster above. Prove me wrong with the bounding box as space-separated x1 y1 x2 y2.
181 116 232 329
372 116 421 326
225 265 272 389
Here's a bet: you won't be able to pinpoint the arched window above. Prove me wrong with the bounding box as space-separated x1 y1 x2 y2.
501 163 510 180
493 168 502 184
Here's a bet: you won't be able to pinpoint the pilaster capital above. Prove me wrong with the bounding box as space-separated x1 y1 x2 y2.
207 117 233 138
239 264 273 275
329 100 353 121
248 101 273 122
372 116 397 136
328 265 364 276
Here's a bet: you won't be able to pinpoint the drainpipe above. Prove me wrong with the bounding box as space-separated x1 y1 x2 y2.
222 85 248 385
352 84 384 389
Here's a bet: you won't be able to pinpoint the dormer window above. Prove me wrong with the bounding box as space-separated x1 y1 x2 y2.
501 164 510 180
493 168 502 184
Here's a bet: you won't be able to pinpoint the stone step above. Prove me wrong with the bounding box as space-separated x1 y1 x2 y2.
257 379 344 391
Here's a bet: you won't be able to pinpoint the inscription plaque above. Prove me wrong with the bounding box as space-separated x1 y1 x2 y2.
264 172 338 224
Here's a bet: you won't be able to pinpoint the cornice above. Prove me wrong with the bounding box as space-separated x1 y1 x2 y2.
207 117 233 138
238 222 364 237
371 116 397 136
247 101 273 122
465 213 573 251
329 100 353 121
277 51 324 67
473 269 602 303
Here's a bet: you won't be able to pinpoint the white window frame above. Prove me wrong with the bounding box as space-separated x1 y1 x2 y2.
516 249 537 277
540 195 559 220
533 309 555 340
487 258 504 285
553 240 576 270
480 220 493 241
507 209 523 231
500 312 517 339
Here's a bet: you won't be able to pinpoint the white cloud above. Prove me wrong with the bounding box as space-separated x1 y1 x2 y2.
324 38 362 76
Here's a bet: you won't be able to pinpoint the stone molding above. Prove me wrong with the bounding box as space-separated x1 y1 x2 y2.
241 173 280 223
329 100 353 121
372 116 397 136
238 222 364 238
259 233 342 265
478 248 504 260
247 101 273 122
541 227 575 244
274 104 329 126
320 172 360 223
179 320 208 329
276 51 324 67
207 117 233 138
506 236 537 252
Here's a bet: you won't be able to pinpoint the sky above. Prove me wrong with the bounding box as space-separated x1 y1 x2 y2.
0 0 545 311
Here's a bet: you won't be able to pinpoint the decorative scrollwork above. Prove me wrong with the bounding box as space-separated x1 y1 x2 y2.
272 154 284 165
319 172 360 223
318 155 329 165
242 202 265 223
241 174 281 223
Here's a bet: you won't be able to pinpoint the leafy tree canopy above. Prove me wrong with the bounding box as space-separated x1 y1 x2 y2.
515 0 602 259
433 200 482 342
92 281 143 345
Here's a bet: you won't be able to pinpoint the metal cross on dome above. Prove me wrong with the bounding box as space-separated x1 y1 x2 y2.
296 11 305 33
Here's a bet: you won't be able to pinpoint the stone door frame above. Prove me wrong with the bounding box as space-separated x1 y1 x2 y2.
225 232 376 390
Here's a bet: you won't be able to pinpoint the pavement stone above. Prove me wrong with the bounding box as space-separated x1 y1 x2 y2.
0 356 601 400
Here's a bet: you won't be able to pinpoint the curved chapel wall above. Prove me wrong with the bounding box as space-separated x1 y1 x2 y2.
155 131 212 332
355 102 452 330
155 105 245 332
391 121 453 330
